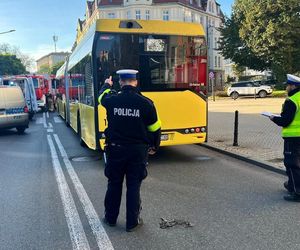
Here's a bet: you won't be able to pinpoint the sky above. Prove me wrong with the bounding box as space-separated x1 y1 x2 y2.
0 0 233 71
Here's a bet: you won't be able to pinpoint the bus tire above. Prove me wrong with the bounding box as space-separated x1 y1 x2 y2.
77 116 86 147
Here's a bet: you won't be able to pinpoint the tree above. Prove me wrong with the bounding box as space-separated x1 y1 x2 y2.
232 64 246 80
219 0 300 81
51 61 64 75
0 54 26 75
38 64 51 74
0 43 35 72
219 15 270 71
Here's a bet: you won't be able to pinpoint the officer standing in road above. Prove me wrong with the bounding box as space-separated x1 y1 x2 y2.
98 69 161 231
270 74 300 202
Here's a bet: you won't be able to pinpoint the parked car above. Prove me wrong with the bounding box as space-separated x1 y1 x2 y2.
227 81 273 99
0 86 29 134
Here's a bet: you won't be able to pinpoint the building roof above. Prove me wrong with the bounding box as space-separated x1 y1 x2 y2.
36 52 70 63
98 0 123 6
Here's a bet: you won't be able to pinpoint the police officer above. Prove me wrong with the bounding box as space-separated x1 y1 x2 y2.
98 69 161 231
270 74 300 202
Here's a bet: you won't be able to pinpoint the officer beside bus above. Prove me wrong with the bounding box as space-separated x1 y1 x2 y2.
270 74 300 202
98 69 161 231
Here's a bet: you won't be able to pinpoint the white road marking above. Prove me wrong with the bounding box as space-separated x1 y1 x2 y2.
47 129 54 133
47 112 49 118
47 135 90 250
53 134 114 250
54 116 63 123
43 112 47 128
48 122 53 128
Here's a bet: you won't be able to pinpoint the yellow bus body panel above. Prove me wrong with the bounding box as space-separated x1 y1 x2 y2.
79 104 96 150
96 19 205 36
98 91 206 150
69 102 79 132
57 99 66 119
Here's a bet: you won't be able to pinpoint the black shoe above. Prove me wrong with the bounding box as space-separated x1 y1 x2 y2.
284 181 294 193
102 217 116 227
284 193 300 202
126 218 143 232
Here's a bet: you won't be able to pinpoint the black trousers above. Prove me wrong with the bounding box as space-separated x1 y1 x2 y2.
284 138 300 194
104 144 148 229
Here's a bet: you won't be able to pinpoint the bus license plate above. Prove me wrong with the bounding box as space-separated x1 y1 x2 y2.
13 115 21 119
161 134 169 141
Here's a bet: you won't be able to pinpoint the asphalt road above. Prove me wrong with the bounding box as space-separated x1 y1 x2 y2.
1 112 300 250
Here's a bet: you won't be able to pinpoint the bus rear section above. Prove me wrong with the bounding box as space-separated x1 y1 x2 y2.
94 20 208 149
143 91 207 146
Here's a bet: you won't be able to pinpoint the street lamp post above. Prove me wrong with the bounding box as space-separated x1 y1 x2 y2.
0 29 16 35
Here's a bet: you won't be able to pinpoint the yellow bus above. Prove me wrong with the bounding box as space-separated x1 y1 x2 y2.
56 19 208 150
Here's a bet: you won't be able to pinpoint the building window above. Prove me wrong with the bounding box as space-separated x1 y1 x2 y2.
218 57 221 68
189 0 193 4
215 56 217 67
191 13 195 22
214 37 218 49
136 10 141 20
108 13 115 19
146 10 150 20
200 16 203 25
209 2 212 12
127 10 131 19
163 10 169 21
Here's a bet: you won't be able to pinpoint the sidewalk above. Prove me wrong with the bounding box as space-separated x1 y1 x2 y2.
206 98 286 169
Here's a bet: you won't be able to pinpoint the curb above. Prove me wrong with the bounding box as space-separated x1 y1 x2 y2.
200 143 286 175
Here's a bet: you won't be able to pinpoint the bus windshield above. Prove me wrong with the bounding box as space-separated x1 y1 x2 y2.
95 33 207 93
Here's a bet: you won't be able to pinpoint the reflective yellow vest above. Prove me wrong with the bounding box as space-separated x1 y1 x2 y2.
282 91 300 137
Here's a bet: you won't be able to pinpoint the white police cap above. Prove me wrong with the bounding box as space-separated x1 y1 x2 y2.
287 74 300 85
116 69 138 80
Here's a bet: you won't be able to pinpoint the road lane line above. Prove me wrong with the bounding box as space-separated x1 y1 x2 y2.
48 122 53 128
53 134 114 250
43 112 47 128
47 135 90 250
47 112 49 118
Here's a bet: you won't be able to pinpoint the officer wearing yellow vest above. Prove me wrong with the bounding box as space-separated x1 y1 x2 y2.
270 74 300 202
98 69 161 231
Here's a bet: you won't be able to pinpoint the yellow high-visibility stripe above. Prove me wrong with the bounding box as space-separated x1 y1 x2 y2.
98 89 111 104
147 119 161 132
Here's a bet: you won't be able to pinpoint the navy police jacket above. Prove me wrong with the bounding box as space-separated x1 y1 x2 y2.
98 83 161 150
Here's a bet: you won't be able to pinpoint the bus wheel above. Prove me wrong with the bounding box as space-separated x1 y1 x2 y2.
77 117 86 147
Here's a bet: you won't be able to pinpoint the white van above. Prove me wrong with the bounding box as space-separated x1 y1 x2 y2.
3 77 38 119
0 86 29 134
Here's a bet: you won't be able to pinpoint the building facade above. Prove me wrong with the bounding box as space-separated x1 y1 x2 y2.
80 0 225 89
36 52 70 72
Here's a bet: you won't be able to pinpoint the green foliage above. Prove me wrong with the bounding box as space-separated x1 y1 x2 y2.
215 90 228 97
219 0 300 79
0 43 34 71
219 15 270 71
0 54 26 75
271 90 286 98
232 64 246 80
38 64 51 74
51 61 64 75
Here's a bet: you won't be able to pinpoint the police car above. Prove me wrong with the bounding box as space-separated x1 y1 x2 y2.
227 81 273 99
